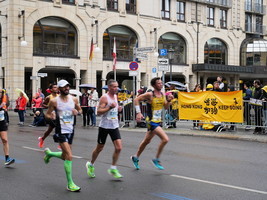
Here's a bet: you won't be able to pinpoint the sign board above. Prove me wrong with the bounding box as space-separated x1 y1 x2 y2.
129 61 139 71
158 65 169 71
129 71 138 76
152 68 157 73
37 73 48 77
135 47 154 53
135 52 148 60
158 58 169 65
30 76 38 80
160 49 167 56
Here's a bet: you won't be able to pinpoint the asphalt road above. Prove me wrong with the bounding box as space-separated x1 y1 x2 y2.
1 115 267 200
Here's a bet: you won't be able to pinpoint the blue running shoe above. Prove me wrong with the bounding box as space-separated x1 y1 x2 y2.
5 158 15 166
131 156 140 170
152 158 164 170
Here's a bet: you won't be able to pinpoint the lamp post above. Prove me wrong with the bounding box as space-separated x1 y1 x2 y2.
168 47 175 81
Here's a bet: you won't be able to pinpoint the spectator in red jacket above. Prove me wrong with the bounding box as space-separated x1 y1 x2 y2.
32 92 43 113
16 92 28 126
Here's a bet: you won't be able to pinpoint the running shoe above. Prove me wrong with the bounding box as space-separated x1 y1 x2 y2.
152 159 165 170
67 184 81 192
85 161 95 178
131 156 140 170
44 148 51 164
57 145 62 150
38 137 44 148
107 168 123 178
5 158 15 166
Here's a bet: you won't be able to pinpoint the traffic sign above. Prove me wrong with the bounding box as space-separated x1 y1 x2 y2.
135 47 154 53
129 61 139 71
160 49 167 56
158 58 169 65
135 52 148 60
152 68 157 73
158 65 169 71
37 73 47 77
129 71 138 76
30 76 38 80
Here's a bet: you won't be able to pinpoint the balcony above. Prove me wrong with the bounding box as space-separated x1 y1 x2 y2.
245 3 266 15
245 23 266 35
189 0 232 8
192 64 254 73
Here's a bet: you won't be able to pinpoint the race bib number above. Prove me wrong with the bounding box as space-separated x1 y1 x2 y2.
107 108 118 120
0 110 4 121
59 111 74 124
152 109 162 121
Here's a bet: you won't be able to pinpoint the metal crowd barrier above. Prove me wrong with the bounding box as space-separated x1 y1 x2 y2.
120 99 267 131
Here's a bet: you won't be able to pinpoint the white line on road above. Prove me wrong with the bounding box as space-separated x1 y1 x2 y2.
171 174 267 195
22 146 83 159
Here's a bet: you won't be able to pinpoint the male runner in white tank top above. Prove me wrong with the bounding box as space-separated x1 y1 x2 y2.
85 79 123 178
44 80 82 192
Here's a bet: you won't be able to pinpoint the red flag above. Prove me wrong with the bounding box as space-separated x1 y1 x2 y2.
112 37 117 70
89 38 94 61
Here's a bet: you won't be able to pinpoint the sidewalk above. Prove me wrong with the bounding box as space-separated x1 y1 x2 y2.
9 110 267 143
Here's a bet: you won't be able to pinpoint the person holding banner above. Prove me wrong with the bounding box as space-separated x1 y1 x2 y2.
131 77 173 170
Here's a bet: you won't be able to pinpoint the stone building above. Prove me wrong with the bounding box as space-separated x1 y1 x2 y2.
0 0 266 104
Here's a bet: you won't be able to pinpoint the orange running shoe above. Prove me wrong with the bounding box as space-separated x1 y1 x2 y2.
38 137 44 148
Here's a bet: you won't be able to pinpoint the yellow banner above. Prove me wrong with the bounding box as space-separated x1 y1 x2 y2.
178 91 243 123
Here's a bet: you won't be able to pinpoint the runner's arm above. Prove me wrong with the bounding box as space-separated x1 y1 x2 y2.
42 96 50 108
73 97 82 115
97 96 110 115
45 99 56 120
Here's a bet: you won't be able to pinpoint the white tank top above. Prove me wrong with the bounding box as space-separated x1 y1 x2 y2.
56 95 75 134
99 94 119 129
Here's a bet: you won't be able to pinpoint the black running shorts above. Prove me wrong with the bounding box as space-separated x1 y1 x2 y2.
53 131 74 144
97 127 121 144
0 121 8 132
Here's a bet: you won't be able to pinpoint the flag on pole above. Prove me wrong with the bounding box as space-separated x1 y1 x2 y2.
89 38 94 61
112 37 117 70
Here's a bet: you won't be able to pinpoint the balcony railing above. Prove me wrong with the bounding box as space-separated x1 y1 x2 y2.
189 0 232 8
192 63 254 73
245 3 266 15
245 23 266 35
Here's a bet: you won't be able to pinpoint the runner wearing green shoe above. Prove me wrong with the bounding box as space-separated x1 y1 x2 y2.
45 80 82 192
131 77 173 170
86 79 123 179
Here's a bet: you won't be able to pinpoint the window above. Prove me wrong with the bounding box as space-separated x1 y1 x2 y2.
103 25 137 61
107 0 118 11
220 9 227 28
33 17 78 57
176 1 185 22
245 14 252 32
204 38 227 65
161 0 170 19
241 38 267 66
158 32 187 65
126 0 136 14
62 0 75 4
207 7 214 26
256 15 263 34
245 0 252 11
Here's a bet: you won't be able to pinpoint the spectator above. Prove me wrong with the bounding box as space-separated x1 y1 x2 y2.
261 85 267 134
213 81 223 92
29 110 46 127
38 88 45 100
243 82 252 130
206 84 213 91
80 88 90 126
252 80 263 134
191 84 202 129
88 87 99 126
16 92 28 126
31 92 43 114
217 76 224 91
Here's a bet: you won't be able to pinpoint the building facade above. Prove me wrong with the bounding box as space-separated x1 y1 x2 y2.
0 0 266 104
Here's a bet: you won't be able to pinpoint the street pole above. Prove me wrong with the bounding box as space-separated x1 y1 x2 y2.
162 70 166 129
170 59 172 81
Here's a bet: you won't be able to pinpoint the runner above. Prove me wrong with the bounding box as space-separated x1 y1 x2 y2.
85 79 123 179
131 77 173 170
0 89 15 166
44 80 82 192
38 83 58 148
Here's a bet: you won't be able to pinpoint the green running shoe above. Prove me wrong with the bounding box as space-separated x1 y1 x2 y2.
44 148 51 164
131 156 140 170
108 168 123 178
67 184 81 192
85 161 95 178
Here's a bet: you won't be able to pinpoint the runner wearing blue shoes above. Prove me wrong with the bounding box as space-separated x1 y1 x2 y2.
85 79 123 179
44 80 82 192
131 77 173 170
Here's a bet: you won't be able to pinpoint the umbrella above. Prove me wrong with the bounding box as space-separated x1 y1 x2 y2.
79 84 96 88
69 89 82 96
102 85 121 91
165 81 186 88
15 88 29 102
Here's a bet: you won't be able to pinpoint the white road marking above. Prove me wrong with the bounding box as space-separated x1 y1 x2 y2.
171 174 267 195
22 146 83 159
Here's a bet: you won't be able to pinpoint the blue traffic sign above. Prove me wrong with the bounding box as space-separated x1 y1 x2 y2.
129 61 139 71
160 49 167 56
152 68 157 73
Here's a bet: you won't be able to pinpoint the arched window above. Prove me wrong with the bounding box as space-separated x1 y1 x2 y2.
33 17 78 57
103 25 137 61
158 32 186 64
204 38 227 65
240 38 267 66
